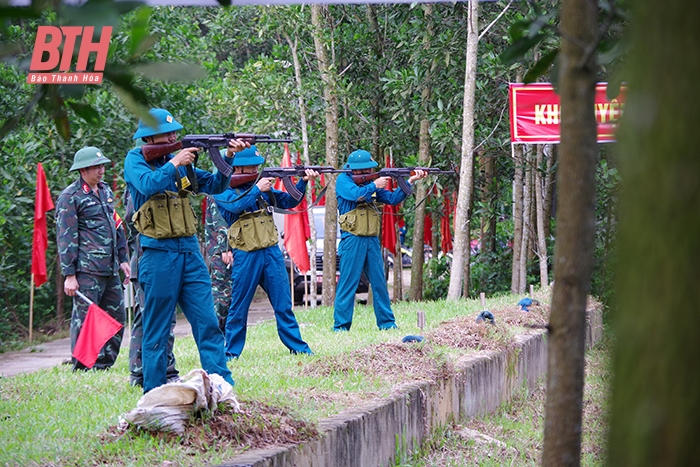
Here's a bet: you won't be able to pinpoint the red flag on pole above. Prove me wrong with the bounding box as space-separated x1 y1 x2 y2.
32 163 55 287
72 291 123 368
381 153 398 255
440 190 453 253
279 145 311 273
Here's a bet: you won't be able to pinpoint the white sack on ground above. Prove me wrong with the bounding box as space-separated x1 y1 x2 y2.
121 369 240 434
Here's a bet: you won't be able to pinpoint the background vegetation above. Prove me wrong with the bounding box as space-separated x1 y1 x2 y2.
0 2 619 349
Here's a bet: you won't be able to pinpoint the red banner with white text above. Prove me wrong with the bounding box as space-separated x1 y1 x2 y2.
509 83 626 144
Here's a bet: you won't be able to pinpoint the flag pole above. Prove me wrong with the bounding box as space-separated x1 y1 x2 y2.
75 289 94 305
29 274 35 342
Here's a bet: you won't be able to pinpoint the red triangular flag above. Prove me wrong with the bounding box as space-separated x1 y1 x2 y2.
32 163 55 287
73 303 123 368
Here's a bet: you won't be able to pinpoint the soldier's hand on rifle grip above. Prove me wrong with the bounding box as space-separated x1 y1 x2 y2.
226 139 251 157
374 176 391 189
408 169 428 183
303 169 320 181
256 177 275 192
170 148 199 168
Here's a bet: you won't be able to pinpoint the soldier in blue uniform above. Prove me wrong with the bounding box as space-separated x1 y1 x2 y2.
56 146 130 371
123 108 247 393
124 189 180 387
212 146 316 359
333 149 427 331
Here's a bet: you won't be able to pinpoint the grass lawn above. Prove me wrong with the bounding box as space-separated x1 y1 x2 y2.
0 289 600 467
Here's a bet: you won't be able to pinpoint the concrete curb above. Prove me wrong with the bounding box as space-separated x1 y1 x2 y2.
212 304 604 467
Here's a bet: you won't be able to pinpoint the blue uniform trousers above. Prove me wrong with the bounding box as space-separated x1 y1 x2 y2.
333 235 397 331
225 246 312 358
138 248 234 392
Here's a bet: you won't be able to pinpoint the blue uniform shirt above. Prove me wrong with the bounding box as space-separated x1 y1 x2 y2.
335 172 410 239
124 147 233 252
213 179 308 226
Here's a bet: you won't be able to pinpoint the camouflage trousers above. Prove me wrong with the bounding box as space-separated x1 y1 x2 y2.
128 280 179 387
70 273 126 371
210 258 232 333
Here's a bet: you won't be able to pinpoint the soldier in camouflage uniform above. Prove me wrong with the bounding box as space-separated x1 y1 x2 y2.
124 190 179 386
204 195 232 332
56 146 130 371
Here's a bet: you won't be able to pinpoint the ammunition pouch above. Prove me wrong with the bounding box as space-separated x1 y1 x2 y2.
338 202 382 237
132 190 198 239
227 210 279 252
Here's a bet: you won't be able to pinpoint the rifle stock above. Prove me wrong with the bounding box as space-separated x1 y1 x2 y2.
141 141 184 162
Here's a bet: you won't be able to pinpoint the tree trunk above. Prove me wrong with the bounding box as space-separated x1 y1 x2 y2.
518 145 532 294
409 118 430 301
312 5 340 307
535 144 549 288
284 30 316 307
447 0 478 300
541 0 598 465
607 2 700 466
511 142 524 294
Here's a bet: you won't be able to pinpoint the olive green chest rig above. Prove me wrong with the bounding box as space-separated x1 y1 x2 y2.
338 201 383 237
226 194 279 252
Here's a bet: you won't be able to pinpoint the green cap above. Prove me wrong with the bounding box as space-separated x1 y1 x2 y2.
70 146 111 172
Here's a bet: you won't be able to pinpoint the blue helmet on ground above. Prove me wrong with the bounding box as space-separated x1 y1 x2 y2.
345 149 378 170
132 108 184 140
231 145 265 166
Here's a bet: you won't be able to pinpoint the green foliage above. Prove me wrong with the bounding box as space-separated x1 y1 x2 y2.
422 254 451 301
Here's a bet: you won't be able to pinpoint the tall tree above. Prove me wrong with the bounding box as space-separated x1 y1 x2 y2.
311 5 340 306
541 0 598 465
607 2 700 466
447 0 479 300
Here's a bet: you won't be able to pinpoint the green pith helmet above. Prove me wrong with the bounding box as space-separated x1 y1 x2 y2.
70 146 111 172
231 145 265 166
132 108 184 140
345 149 378 170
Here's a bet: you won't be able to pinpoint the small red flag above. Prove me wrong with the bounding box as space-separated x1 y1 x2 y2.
73 302 123 368
32 163 55 287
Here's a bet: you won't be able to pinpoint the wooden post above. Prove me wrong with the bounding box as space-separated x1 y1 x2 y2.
29 274 35 342
417 310 425 330
530 284 535 297
480 292 486 309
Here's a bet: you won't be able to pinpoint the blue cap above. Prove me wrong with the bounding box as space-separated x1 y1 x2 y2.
231 145 265 166
346 149 378 170
132 108 184 140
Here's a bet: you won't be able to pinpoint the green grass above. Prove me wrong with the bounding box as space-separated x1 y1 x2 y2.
0 290 559 467
400 335 612 467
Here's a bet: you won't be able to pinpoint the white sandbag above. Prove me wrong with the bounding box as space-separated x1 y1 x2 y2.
121 369 240 434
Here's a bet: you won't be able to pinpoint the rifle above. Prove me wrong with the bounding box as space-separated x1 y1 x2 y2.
351 167 457 195
230 166 350 201
140 133 293 178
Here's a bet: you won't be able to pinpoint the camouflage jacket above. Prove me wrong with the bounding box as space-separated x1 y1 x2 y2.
56 177 128 277
204 196 229 263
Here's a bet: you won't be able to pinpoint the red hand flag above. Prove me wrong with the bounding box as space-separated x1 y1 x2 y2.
73 300 123 368
32 163 55 287
279 145 311 273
